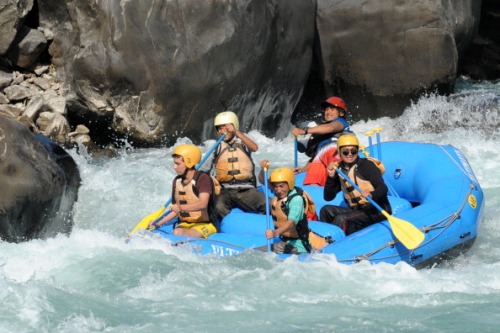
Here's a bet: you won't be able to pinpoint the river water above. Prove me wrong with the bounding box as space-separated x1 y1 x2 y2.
1 78 499 332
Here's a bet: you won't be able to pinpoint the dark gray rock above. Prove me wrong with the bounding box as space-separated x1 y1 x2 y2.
313 0 481 121
0 116 80 242
0 104 22 118
7 25 48 69
3 84 32 101
0 70 13 89
0 0 472 146
0 0 33 54
0 92 9 104
38 0 316 143
459 0 500 80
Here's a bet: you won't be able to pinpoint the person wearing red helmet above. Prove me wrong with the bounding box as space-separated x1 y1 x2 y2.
291 96 351 186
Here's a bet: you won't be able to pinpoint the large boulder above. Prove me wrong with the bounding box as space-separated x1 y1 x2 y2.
7 25 48 69
313 0 481 120
0 0 33 55
0 0 473 146
38 0 316 144
0 116 80 242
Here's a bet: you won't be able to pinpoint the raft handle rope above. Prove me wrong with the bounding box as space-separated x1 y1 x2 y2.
438 145 480 187
171 237 249 250
158 183 473 262
164 189 469 262
338 184 474 264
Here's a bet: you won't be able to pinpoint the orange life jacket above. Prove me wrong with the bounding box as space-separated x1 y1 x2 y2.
214 140 255 184
339 158 385 208
271 187 331 252
174 172 212 224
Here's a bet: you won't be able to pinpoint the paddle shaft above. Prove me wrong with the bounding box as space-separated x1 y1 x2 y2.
294 136 298 168
335 167 385 212
368 136 374 157
150 209 174 228
129 134 226 235
373 128 382 160
263 167 271 252
335 166 425 250
195 133 227 169
365 131 374 157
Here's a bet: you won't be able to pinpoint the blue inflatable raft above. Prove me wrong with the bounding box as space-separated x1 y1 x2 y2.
152 141 484 268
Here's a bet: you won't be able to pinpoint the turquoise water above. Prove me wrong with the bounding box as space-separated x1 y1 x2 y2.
1 79 499 332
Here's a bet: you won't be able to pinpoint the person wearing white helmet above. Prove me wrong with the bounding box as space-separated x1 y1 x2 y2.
149 144 217 238
200 111 267 219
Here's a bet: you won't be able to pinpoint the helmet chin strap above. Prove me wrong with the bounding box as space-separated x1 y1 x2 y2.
181 168 190 179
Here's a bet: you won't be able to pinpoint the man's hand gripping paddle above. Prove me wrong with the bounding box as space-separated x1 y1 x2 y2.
126 134 226 239
335 167 425 250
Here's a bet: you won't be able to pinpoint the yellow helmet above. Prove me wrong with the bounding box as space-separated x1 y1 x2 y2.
172 144 202 168
337 133 359 148
269 167 295 189
214 111 239 131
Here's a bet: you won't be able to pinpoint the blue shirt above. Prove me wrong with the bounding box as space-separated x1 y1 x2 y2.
280 188 308 254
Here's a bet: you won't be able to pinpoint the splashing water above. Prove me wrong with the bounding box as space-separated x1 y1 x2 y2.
1 79 499 332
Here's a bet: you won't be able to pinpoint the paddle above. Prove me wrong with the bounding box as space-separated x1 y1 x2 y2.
365 130 374 157
335 167 425 250
263 164 271 252
373 127 382 160
294 136 298 168
127 133 227 237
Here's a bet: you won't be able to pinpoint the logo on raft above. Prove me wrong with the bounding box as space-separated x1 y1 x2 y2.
468 194 477 209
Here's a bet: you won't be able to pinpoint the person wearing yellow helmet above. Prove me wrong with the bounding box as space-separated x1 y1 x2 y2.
320 133 392 235
291 96 351 186
149 144 217 238
200 111 267 219
255 161 311 254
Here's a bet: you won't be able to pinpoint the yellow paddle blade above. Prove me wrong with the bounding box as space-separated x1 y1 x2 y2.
128 207 166 236
381 210 425 250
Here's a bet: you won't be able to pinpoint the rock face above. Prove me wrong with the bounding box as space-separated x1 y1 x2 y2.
0 0 33 55
312 0 481 120
460 0 500 80
39 0 316 142
0 0 495 147
0 116 80 242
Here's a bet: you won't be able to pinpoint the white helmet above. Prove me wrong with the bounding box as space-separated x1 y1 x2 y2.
214 111 239 131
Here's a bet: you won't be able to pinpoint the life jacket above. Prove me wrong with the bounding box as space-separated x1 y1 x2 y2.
366 156 385 175
210 176 221 195
214 139 256 184
271 187 334 252
299 118 350 158
302 189 319 221
271 187 312 253
173 171 218 229
295 188 332 250
339 158 385 208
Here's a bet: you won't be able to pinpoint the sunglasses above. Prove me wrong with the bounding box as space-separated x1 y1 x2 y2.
341 148 358 156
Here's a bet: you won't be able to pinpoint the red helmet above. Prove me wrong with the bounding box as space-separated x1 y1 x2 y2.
321 96 347 112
